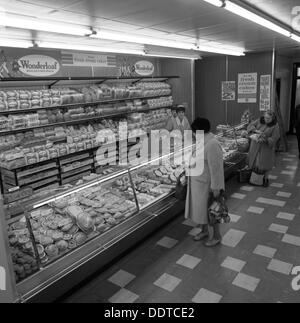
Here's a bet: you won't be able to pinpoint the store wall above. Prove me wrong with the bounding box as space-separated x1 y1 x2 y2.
195 56 226 130
160 58 194 122
195 52 273 130
275 54 293 132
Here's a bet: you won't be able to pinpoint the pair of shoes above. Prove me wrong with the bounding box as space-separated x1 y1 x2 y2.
204 239 221 247
193 232 209 241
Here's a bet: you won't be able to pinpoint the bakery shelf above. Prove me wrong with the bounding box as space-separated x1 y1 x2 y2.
0 105 172 135
0 94 173 115
59 152 92 166
0 75 179 84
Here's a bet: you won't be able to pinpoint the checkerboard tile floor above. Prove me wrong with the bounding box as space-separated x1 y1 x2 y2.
61 137 300 303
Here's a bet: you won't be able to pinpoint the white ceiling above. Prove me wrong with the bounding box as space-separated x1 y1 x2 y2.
0 0 300 56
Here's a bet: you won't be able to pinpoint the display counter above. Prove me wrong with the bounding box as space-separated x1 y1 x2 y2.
0 147 187 303
216 122 249 179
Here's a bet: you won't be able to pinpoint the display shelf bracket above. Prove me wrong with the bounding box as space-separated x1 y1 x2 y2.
48 80 60 89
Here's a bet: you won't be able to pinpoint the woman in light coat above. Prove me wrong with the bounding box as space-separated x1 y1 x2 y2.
247 110 280 186
185 118 225 247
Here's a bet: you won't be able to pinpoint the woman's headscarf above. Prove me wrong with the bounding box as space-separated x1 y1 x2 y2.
260 110 277 127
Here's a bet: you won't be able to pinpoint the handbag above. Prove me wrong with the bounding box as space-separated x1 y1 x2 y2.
208 190 230 225
175 172 187 200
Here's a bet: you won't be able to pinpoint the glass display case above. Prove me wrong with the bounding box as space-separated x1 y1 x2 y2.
0 149 186 303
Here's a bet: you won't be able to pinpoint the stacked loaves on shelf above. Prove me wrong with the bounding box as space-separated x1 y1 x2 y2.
0 108 171 170
0 82 172 112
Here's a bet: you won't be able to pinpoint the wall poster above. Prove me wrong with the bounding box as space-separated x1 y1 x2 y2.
259 74 271 111
238 73 258 103
222 81 236 101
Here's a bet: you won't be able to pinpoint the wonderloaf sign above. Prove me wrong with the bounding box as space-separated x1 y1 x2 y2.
18 55 60 77
0 48 62 78
134 60 155 76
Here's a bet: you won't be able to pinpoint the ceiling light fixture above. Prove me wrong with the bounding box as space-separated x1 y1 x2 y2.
92 30 196 50
202 0 224 7
0 38 32 48
196 44 245 56
0 13 246 56
39 42 145 55
144 51 202 60
1 15 91 36
224 1 291 38
203 0 300 43
93 29 245 55
291 33 300 43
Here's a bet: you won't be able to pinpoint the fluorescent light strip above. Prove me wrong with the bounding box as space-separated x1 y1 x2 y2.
145 53 201 60
93 30 196 50
291 33 300 43
203 0 300 44
0 38 31 48
39 42 144 55
1 15 90 36
197 44 245 56
224 1 291 37
202 0 224 7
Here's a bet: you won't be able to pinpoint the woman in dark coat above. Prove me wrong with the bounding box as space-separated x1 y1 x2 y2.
247 110 280 186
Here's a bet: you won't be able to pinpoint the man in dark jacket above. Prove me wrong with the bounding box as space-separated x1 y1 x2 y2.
295 105 300 159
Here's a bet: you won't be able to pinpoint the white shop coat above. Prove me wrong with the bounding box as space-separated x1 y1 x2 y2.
184 133 225 225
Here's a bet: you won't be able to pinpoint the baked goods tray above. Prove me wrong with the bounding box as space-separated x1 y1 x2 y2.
139 191 174 211
17 162 58 179
59 153 91 166
61 158 94 173
62 170 93 185
19 169 59 186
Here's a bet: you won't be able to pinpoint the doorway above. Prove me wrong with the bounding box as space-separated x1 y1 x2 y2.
290 63 300 134
276 78 281 107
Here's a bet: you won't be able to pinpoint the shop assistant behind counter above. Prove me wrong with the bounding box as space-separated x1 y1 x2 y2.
166 105 191 134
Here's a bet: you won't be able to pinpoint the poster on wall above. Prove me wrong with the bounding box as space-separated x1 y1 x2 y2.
238 73 258 103
0 48 62 78
222 81 236 101
259 74 271 111
61 51 117 67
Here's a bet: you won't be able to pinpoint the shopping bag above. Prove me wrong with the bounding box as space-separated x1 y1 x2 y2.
249 168 265 186
208 191 230 225
175 172 187 200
